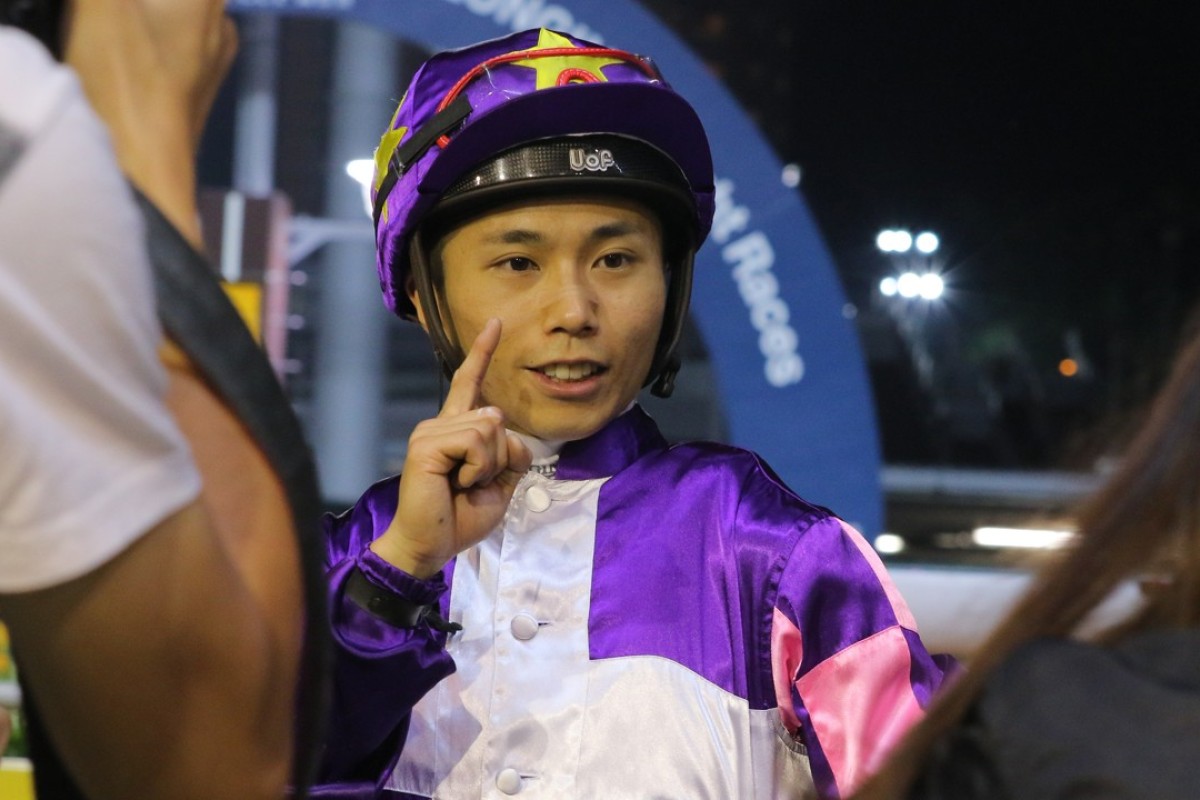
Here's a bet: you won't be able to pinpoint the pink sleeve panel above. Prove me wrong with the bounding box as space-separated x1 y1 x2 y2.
770 607 804 732
796 625 925 796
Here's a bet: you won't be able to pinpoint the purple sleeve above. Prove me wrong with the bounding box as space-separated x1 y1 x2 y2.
769 517 951 798
315 477 456 794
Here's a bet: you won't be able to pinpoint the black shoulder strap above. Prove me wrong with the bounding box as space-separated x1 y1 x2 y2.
20 192 332 798
135 189 330 797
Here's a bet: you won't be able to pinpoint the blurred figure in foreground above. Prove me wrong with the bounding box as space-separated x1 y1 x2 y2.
852 313 1200 800
0 1 321 797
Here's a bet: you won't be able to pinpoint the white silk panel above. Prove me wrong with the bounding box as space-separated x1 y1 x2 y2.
387 470 815 799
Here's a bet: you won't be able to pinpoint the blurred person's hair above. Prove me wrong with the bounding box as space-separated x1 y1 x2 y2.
1 0 66 57
853 311 1200 799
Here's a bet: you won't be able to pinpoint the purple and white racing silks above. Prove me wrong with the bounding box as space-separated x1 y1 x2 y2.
316 406 950 799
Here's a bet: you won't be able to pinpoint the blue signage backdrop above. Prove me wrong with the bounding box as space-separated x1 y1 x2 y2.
230 0 884 534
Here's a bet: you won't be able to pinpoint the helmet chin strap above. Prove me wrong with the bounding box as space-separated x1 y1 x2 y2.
408 229 465 379
646 249 695 400
650 354 680 398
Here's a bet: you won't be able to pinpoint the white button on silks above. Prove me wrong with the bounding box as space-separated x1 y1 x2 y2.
524 485 551 512
496 768 522 794
511 613 539 641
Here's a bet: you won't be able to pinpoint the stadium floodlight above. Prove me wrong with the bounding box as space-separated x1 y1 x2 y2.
917 272 944 300
897 271 921 298
876 228 914 253
972 527 1075 549
873 533 906 554
915 231 940 254
345 158 375 217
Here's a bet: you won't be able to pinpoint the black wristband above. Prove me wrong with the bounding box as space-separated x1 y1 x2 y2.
344 566 461 633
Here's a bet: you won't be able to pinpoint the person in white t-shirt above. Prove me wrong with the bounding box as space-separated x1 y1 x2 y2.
0 2 308 797
0 26 201 597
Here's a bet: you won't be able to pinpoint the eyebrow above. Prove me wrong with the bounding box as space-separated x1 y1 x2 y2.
483 229 543 245
482 221 647 246
588 221 645 242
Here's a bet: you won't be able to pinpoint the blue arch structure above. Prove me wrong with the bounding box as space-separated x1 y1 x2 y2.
230 0 884 534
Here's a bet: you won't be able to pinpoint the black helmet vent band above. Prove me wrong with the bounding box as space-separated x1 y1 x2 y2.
373 94 473 229
442 135 693 209
425 135 702 263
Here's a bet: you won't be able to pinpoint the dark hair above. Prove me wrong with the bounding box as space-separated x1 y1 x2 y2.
1 0 66 58
853 317 1200 799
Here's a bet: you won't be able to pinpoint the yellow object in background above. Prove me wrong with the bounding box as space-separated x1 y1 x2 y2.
0 758 33 799
0 623 10 679
156 281 267 382
223 281 264 342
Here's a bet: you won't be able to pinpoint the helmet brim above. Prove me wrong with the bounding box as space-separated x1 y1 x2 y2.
419 80 713 212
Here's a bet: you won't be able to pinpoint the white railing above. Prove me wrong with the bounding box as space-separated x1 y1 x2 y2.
889 563 1140 659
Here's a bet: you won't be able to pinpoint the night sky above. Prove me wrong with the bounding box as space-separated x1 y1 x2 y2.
643 1 1200 422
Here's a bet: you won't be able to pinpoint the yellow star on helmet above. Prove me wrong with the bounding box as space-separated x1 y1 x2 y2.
374 126 407 192
374 93 409 193
511 29 624 90
372 95 410 222
371 125 406 224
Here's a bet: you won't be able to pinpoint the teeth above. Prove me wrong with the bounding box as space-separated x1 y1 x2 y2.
542 363 599 381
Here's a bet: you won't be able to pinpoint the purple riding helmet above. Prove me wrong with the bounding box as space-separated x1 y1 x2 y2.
371 28 715 397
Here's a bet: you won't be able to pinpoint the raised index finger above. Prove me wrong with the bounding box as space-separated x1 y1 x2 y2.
440 318 501 417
